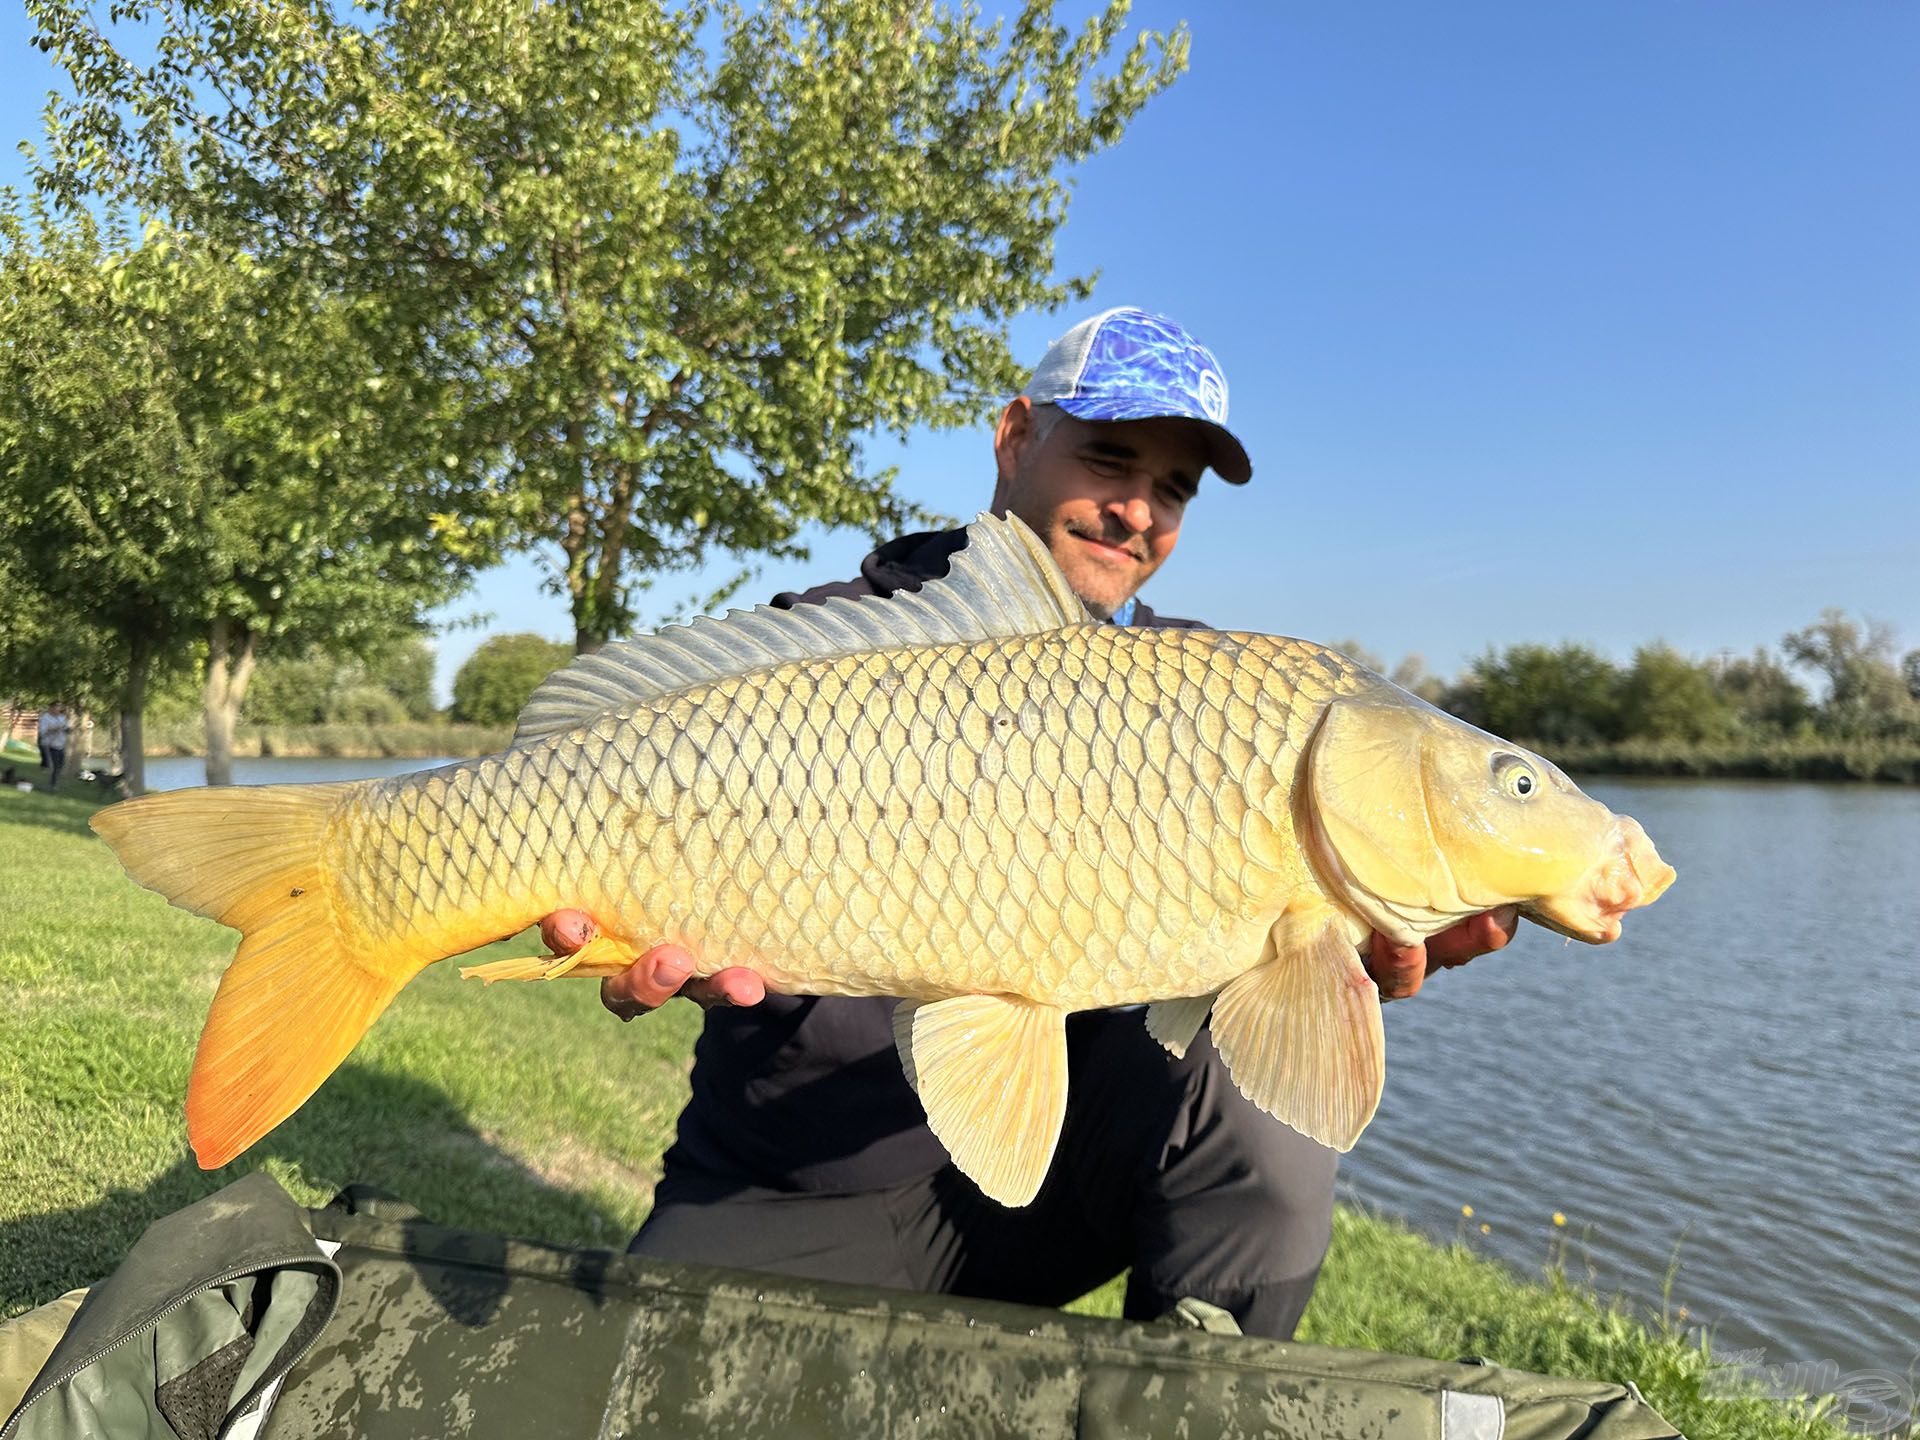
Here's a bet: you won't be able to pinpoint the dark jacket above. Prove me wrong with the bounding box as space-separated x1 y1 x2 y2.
660 528 1206 1195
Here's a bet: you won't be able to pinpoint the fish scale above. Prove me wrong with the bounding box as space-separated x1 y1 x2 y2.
328 627 1355 1009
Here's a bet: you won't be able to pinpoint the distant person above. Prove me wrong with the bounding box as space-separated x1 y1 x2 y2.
37 704 70 791
562 308 1518 1341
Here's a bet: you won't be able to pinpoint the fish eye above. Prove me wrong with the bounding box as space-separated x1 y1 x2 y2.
1491 753 1539 800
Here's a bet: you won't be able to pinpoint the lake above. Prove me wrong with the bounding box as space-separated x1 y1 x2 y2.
1344 778 1920 1430
142 760 1920 1418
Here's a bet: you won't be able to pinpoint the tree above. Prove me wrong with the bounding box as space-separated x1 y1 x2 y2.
1455 643 1624 746
1781 609 1917 739
1 194 490 786
29 0 1189 650
451 634 572 726
1618 645 1736 743
245 637 440 725
1708 648 1812 737
0 205 213 794
1387 654 1448 707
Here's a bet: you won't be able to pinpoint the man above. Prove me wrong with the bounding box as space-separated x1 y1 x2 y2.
579 308 1515 1338
36 704 69 791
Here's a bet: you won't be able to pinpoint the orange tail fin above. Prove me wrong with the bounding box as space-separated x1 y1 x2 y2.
90 783 408 1168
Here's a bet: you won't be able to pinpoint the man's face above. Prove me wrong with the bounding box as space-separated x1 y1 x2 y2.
990 400 1208 620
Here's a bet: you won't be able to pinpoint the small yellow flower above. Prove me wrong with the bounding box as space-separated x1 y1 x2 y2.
1461 1205 1474 1218
1479 1223 1491 1235
1552 1212 1567 1227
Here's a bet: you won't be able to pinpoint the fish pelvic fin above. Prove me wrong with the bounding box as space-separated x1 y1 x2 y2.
91 784 408 1169
1208 906 1386 1153
1145 992 1217 1059
892 994 1068 1208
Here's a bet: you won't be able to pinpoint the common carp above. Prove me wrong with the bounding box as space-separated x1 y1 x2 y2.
92 513 1674 1205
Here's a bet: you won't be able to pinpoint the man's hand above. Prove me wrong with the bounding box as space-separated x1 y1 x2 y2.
536 910 766 1020
1365 906 1519 1001
600 943 766 1020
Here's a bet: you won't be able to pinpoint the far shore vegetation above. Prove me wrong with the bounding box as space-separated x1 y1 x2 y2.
0 781 1862 1440
13 608 1919 784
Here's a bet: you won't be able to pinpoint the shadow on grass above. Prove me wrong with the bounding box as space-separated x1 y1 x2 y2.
1 1061 636 1319
0 765 117 840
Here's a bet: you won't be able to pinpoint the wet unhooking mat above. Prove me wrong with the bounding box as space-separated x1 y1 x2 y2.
2 1174 1681 1439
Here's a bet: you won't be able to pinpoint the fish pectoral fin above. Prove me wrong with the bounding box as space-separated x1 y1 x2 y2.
1208 908 1385 1153
891 994 1069 1208
1145 992 1217 1059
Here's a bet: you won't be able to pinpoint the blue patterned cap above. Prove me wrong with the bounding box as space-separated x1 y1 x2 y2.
1024 308 1251 483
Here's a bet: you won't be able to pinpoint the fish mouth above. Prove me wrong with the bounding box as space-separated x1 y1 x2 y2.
1527 816 1676 944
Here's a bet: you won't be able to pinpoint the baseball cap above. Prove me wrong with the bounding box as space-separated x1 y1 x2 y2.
1023 307 1252 484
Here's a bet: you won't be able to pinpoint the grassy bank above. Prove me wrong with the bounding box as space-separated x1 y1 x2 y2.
0 767 1856 1439
141 720 513 759
1544 736 1920 783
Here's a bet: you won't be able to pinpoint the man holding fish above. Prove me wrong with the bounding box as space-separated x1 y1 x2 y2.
588 309 1520 1339
96 305 1669 1344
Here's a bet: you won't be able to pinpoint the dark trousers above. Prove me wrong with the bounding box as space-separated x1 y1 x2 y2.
631 1010 1338 1340
44 746 65 789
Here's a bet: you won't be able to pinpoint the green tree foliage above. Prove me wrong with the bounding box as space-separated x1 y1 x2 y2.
0 195 490 785
0 205 215 792
1782 609 1918 739
244 638 441 725
1452 643 1625 745
1617 645 1737 743
1708 649 1812 737
451 634 572 726
28 0 1188 650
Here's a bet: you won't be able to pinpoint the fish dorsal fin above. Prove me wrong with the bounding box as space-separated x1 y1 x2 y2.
512 512 1090 745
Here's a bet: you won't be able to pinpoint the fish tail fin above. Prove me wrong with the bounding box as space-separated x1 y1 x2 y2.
91 783 410 1168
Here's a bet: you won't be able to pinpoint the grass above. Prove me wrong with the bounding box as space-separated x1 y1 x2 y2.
0 762 1865 1440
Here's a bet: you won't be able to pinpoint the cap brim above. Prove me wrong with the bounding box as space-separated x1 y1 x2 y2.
1051 396 1252 484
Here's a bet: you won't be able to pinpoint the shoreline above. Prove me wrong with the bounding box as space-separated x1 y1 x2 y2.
131 727 1920 783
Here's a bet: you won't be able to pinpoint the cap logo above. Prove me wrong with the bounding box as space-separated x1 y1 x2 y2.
1196 369 1228 423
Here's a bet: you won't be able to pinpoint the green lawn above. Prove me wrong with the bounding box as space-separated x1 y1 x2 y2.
0 765 1855 1439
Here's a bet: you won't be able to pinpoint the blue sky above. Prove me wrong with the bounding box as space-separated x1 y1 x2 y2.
5 2 1915 700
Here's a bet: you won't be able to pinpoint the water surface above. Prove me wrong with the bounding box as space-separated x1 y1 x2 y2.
1343 779 1920 1422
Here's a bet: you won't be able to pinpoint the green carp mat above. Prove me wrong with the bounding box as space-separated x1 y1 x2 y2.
1 1174 1681 1439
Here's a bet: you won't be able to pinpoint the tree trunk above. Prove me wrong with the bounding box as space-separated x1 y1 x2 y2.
203 617 259 787
119 639 151 797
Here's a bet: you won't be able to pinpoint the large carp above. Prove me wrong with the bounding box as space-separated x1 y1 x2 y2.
93 513 1673 1205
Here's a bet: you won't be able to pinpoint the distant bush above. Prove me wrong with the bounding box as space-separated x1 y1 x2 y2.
325 685 409 726
1536 737 1920 784
451 634 572 726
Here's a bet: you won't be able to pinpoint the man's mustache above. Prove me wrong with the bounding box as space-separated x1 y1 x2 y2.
1063 522 1147 562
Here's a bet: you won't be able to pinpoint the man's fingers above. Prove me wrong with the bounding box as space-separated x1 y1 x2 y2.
682 969 768 1010
1367 932 1427 1002
599 951 767 1020
540 908 597 955
599 943 697 1020
1428 905 1520 969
